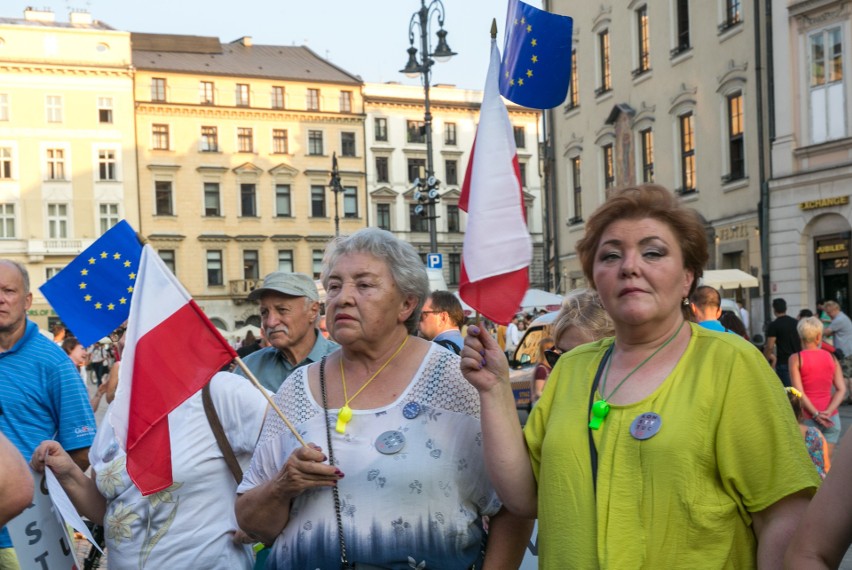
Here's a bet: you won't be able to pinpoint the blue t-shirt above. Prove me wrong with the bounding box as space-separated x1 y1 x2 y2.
0 320 96 548
698 320 726 332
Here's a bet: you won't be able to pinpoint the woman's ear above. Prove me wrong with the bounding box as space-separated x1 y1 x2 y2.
399 294 418 323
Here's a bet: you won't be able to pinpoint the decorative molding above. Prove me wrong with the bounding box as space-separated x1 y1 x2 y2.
668 83 698 115
594 125 615 146
305 234 334 243
592 5 613 33
631 102 656 128
790 0 848 22
147 163 181 172
196 165 229 174
198 234 233 242
270 234 303 242
370 186 398 198
269 163 300 178
0 63 133 78
135 103 365 125
716 60 748 93
234 234 267 242
563 133 583 157
146 233 186 242
233 162 263 176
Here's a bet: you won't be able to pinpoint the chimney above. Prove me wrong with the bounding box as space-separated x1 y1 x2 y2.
24 8 55 22
236 36 252 47
69 11 93 25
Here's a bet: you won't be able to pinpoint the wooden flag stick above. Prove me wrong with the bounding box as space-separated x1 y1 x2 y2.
234 356 308 448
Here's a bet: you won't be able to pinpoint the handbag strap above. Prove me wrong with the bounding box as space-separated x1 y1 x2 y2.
587 344 614 496
202 382 243 484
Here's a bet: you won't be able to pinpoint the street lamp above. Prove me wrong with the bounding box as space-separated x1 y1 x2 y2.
329 152 343 237
401 0 456 253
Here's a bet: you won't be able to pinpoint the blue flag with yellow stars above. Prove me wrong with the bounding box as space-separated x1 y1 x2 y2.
499 0 572 109
40 219 142 347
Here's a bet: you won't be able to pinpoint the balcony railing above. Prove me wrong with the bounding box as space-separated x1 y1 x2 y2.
229 278 262 297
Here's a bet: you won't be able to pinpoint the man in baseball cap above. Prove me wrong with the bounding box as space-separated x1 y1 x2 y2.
235 272 337 392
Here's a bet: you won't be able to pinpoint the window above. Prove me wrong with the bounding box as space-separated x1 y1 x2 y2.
278 250 294 273
98 97 113 123
409 204 429 232
45 267 61 280
243 250 259 280
307 88 320 111
152 124 169 150
312 249 323 279
206 250 223 286
236 84 250 107
377 203 391 230
602 143 615 188
46 148 65 180
343 187 358 218
570 156 582 222
567 49 579 109
200 81 215 105
810 27 845 144
376 156 389 182
0 94 8 121
407 158 426 183
445 160 458 185
513 126 526 149
722 0 741 30
407 120 426 143
155 181 173 215
47 203 68 238
0 204 15 238
597 30 611 94
674 0 690 55
339 90 352 112
341 132 356 157
445 122 457 145
98 203 119 235
98 149 117 181
204 182 221 216
201 126 218 152
375 118 388 141
447 204 460 233
241 183 257 217
237 128 253 152
679 112 696 193
159 250 176 274
448 253 461 286
519 162 527 187
0 147 11 179
46 95 63 123
151 78 166 102
727 92 745 181
272 129 288 154
640 128 654 182
311 185 326 217
275 184 291 216
635 6 650 76
271 86 285 109
308 130 324 155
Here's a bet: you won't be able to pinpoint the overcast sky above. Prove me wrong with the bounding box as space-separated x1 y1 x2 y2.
8 0 543 90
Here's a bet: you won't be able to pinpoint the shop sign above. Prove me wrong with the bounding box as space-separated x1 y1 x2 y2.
816 243 848 254
800 196 850 210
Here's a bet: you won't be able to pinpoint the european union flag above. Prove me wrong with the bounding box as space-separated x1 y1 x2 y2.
40 220 142 347
499 0 573 110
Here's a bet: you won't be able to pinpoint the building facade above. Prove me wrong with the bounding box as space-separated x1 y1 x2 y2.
544 0 767 331
768 0 852 317
132 33 365 331
0 9 138 331
363 82 545 292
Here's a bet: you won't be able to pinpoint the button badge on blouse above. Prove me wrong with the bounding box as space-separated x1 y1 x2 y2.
630 412 662 440
402 401 421 420
375 430 406 455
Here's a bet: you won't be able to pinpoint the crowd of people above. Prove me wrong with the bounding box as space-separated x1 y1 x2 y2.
3 184 852 568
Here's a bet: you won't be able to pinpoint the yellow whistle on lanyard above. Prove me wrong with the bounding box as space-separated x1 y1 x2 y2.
336 405 353 434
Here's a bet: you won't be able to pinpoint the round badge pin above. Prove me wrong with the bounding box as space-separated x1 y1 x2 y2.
402 401 421 420
630 412 662 440
375 430 406 455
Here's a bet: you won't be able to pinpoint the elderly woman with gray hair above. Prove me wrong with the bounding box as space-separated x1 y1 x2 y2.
236 227 530 569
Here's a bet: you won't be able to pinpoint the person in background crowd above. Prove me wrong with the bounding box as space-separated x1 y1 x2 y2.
719 311 749 339
52 321 67 346
738 300 750 334
318 315 330 339
236 330 261 359
765 298 803 387
0 432 33 527
689 285 725 331
88 340 110 387
62 336 89 384
463 185 818 568
823 300 852 401
0 260 96 569
785 387 830 480
531 336 554 406
799 309 814 319
816 299 833 328
234 272 337 392
418 290 465 354
504 314 521 359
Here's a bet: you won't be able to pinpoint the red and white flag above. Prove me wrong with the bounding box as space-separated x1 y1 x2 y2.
111 245 236 495
459 37 533 325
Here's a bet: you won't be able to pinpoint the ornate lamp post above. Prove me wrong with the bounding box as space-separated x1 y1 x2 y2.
329 152 343 237
401 0 456 253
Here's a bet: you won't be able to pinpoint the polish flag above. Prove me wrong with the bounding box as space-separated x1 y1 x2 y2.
459 37 532 325
111 245 237 495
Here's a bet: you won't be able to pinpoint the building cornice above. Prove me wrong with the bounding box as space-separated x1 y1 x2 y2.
135 102 365 124
0 62 134 78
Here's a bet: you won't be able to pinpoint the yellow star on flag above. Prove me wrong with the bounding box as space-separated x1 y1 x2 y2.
514 18 518 25
520 17 525 24
527 69 533 77
119 297 127 304
510 78 515 86
531 38 537 47
107 303 115 310
80 269 88 276
532 55 538 63
95 302 102 309
113 253 121 260
100 251 108 259
129 272 136 279
79 282 87 290
88 258 96 265
124 261 131 267
526 24 532 32
518 78 524 86
127 286 134 293
84 295 92 302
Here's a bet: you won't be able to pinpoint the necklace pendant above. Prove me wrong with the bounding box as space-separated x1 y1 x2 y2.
336 405 353 434
589 399 610 430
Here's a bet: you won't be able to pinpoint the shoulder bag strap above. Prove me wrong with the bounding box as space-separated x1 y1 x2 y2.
202 382 243 484
587 344 614 496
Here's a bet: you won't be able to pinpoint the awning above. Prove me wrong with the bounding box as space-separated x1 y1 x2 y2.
700 269 759 290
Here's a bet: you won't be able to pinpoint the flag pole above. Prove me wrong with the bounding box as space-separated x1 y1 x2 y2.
234 356 309 448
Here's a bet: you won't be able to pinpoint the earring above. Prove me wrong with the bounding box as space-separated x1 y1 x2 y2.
682 297 689 306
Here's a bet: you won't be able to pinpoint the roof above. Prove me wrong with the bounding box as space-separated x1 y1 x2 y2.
0 16 115 31
131 33 361 85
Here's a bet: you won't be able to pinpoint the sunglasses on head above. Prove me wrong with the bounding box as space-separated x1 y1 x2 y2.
544 347 564 368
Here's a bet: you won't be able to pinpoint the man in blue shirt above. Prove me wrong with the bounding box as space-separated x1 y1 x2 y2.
690 285 726 332
0 260 96 567
419 290 465 354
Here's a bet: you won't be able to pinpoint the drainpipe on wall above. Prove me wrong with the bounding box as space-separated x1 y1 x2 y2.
542 0 561 294
754 0 773 333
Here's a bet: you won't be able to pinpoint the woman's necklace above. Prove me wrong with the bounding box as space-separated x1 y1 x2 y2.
589 319 686 430
336 336 409 434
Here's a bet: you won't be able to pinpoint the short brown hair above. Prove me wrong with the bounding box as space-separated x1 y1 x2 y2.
575 184 708 296
427 290 465 328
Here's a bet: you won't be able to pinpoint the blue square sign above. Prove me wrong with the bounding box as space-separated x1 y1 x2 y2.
427 253 443 269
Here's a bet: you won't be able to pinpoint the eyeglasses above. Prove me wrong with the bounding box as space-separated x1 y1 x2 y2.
420 310 442 320
544 347 564 368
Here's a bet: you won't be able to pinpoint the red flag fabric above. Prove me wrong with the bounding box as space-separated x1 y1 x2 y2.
110 245 237 495
459 37 533 325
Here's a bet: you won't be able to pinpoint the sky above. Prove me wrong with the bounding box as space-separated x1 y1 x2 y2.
8 0 543 90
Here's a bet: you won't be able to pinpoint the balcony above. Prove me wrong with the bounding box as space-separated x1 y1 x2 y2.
229 278 262 298
26 238 93 258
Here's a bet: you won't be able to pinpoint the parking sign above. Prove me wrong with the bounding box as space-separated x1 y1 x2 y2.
427 253 443 269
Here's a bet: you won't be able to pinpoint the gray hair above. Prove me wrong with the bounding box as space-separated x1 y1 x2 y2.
321 228 429 334
0 259 29 294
